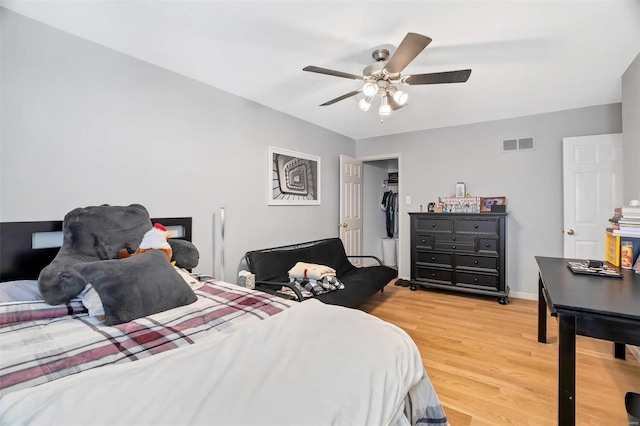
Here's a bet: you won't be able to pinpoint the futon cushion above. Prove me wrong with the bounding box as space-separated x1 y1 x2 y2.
73 250 197 325
247 238 356 282
315 265 397 307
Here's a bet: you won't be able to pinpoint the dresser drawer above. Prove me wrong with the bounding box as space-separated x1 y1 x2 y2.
455 254 498 272
455 218 498 234
434 234 475 244
434 241 475 252
456 272 500 291
414 233 433 249
415 267 453 284
478 238 499 254
415 251 453 267
414 217 453 233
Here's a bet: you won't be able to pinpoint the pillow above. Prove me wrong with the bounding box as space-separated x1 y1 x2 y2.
0 280 43 303
78 267 202 319
78 284 105 318
73 250 197 325
174 267 204 291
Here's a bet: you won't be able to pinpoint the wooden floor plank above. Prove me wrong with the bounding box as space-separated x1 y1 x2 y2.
359 284 640 425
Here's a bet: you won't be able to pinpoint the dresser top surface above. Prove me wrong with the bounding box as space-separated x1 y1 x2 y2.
408 212 508 217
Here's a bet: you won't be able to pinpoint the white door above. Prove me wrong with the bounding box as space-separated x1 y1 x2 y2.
339 155 363 265
563 134 623 259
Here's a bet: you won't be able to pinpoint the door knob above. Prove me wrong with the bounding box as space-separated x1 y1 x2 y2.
567 229 575 235
341 223 348 228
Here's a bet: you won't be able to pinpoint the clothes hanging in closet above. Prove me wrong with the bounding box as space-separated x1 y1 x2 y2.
381 190 399 238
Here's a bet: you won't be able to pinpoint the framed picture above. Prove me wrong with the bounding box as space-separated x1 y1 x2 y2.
455 182 466 198
480 196 506 212
268 146 321 206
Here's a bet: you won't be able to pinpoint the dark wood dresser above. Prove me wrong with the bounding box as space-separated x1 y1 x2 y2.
409 212 509 304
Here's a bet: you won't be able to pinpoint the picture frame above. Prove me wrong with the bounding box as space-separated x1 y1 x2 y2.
268 146 321 206
480 196 506 212
455 182 466 198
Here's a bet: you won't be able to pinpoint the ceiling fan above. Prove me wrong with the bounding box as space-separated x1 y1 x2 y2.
303 33 471 119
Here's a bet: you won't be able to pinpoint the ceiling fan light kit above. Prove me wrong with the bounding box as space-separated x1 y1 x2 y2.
303 32 472 121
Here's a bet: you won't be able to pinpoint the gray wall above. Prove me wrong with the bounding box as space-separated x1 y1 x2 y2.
356 104 622 298
622 52 640 204
0 9 354 281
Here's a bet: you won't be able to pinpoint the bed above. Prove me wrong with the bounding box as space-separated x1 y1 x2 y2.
0 217 448 425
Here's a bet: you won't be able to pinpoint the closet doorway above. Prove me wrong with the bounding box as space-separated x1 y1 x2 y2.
362 154 401 270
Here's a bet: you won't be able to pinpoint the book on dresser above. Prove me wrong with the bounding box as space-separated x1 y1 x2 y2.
613 206 640 236
408 212 509 304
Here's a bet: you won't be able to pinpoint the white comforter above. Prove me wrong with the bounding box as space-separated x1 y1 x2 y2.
0 299 444 425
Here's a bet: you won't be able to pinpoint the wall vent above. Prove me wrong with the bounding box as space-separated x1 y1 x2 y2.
503 139 518 151
503 137 535 152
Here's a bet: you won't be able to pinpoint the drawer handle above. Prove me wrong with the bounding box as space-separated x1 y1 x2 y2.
474 225 479 229
474 260 478 264
431 223 436 228
452 237 456 241
431 257 436 261
452 245 456 249
431 273 436 278
486 243 491 247
422 239 426 244
474 278 478 283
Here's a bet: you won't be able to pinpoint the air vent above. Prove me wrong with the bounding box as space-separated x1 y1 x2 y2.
503 137 535 152
503 139 518 151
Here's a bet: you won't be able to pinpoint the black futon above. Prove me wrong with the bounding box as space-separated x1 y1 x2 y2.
244 238 397 307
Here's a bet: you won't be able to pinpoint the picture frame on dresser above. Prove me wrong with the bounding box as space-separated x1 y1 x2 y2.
480 196 506 213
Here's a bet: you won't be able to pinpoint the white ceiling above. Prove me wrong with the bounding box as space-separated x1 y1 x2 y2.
3 1 640 140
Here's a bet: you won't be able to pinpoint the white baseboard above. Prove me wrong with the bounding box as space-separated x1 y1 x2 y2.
509 291 537 301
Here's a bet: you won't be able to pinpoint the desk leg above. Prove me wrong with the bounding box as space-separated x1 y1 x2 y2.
614 342 626 360
558 313 576 426
538 273 547 343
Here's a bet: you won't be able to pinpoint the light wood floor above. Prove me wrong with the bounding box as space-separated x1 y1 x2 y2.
358 283 640 426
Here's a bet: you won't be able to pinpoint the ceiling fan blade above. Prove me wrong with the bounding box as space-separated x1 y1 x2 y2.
384 33 432 75
386 93 405 111
320 90 361 106
404 69 472 85
303 66 364 81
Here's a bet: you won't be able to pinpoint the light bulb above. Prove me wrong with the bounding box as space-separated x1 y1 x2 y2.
379 97 391 116
359 97 372 112
363 82 378 97
393 90 408 105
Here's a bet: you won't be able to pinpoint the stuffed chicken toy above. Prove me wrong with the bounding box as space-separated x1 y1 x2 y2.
129 223 173 261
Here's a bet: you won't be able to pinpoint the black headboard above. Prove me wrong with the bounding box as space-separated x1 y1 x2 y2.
0 217 192 282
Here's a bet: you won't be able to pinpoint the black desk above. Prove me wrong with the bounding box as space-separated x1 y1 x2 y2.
536 256 640 425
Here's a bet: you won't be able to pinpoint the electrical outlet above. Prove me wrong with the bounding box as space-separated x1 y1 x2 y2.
405 195 411 204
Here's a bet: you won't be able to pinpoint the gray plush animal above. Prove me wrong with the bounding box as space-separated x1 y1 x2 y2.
38 204 199 305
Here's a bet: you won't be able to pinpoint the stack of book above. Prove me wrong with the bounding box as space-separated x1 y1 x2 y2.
606 207 622 232
614 206 640 236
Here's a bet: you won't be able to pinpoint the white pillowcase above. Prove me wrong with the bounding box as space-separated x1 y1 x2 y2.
0 280 43 303
79 266 202 318
78 284 105 317
174 267 204 291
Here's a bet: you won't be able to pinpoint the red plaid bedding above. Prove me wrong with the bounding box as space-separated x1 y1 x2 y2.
0 277 290 396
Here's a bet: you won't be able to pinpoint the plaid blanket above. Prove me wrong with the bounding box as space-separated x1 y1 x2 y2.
0 277 290 397
289 276 344 296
